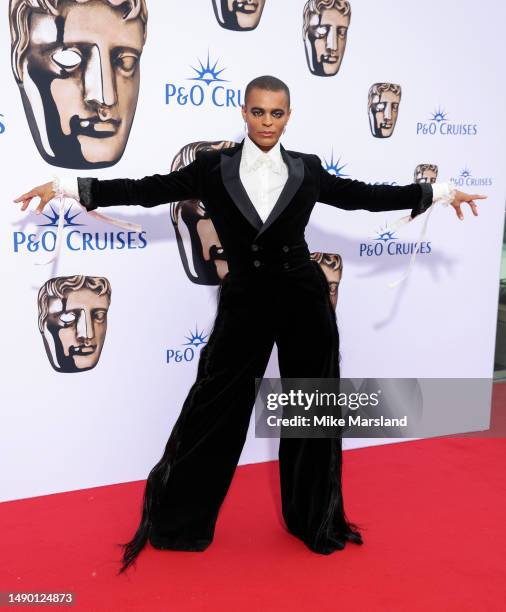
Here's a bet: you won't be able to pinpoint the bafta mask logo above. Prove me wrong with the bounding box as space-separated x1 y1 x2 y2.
170 140 237 285
368 83 401 138
9 0 148 169
311 252 343 309
38 275 111 373
303 0 351 77
212 0 265 31
414 164 439 184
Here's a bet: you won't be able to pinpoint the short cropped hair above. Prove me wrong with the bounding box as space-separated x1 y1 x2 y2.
244 75 291 107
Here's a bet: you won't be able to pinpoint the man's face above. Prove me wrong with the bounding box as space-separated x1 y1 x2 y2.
213 0 266 31
369 90 401 138
305 8 350 76
42 287 110 373
242 88 291 152
17 1 144 168
415 166 438 184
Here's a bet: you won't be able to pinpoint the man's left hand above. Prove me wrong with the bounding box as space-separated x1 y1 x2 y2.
450 190 488 220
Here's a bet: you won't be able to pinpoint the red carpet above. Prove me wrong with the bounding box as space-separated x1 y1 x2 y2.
1 384 505 611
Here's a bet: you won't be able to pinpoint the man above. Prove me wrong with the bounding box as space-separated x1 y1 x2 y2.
9 0 148 169
14 75 486 573
368 83 402 139
303 0 351 77
38 275 111 373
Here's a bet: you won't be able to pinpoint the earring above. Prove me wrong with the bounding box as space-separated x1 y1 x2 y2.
244 122 248 134
283 126 287 134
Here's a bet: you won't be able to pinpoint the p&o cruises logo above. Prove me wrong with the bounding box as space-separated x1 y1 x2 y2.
416 106 478 136
166 325 208 365
165 52 242 108
13 204 147 254
359 223 432 258
450 167 493 189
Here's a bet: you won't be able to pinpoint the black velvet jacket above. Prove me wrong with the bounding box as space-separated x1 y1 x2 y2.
78 141 433 275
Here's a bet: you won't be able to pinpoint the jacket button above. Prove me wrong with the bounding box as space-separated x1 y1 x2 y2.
282 245 289 252
283 262 290 270
251 244 259 252
253 259 261 267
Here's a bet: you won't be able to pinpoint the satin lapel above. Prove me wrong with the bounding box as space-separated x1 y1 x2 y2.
254 147 304 239
220 145 264 231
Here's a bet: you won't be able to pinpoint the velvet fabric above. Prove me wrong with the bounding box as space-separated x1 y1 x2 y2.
76 141 433 572
120 257 363 572
78 143 433 274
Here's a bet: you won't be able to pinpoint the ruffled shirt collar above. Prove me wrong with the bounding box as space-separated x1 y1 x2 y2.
241 134 284 174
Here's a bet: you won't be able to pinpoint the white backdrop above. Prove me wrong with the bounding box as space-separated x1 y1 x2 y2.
1 0 505 501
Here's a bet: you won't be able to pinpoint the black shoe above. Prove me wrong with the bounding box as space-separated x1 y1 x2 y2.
149 533 212 552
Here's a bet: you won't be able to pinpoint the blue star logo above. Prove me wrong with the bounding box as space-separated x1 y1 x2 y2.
37 204 84 228
430 106 448 122
182 325 208 348
374 223 398 243
189 52 228 86
323 151 349 177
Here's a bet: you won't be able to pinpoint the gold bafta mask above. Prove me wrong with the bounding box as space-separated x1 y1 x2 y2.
212 0 266 31
9 0 148 169
414 164 439 184
38 275 111 373
310 252 343 309
170 140 237 285
368 82 402 138
303 0 351 77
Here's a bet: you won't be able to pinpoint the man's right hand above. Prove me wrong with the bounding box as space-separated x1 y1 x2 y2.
13 181 56 214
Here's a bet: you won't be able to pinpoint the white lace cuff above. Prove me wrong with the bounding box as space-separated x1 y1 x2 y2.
387 181 456 288
432 181 456 205
52 175 80 200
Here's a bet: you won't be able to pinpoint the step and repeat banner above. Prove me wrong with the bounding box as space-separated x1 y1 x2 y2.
1 0 505 501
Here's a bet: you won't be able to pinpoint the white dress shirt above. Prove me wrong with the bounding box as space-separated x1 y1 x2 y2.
239 134 289 222
54 139 455 213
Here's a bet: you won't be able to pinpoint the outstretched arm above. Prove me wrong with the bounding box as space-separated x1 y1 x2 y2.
315 155 487 220
315 155 433 219
14 157 203 214
76 158 203 211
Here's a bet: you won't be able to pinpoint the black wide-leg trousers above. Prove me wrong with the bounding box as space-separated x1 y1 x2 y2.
120 260 362 571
